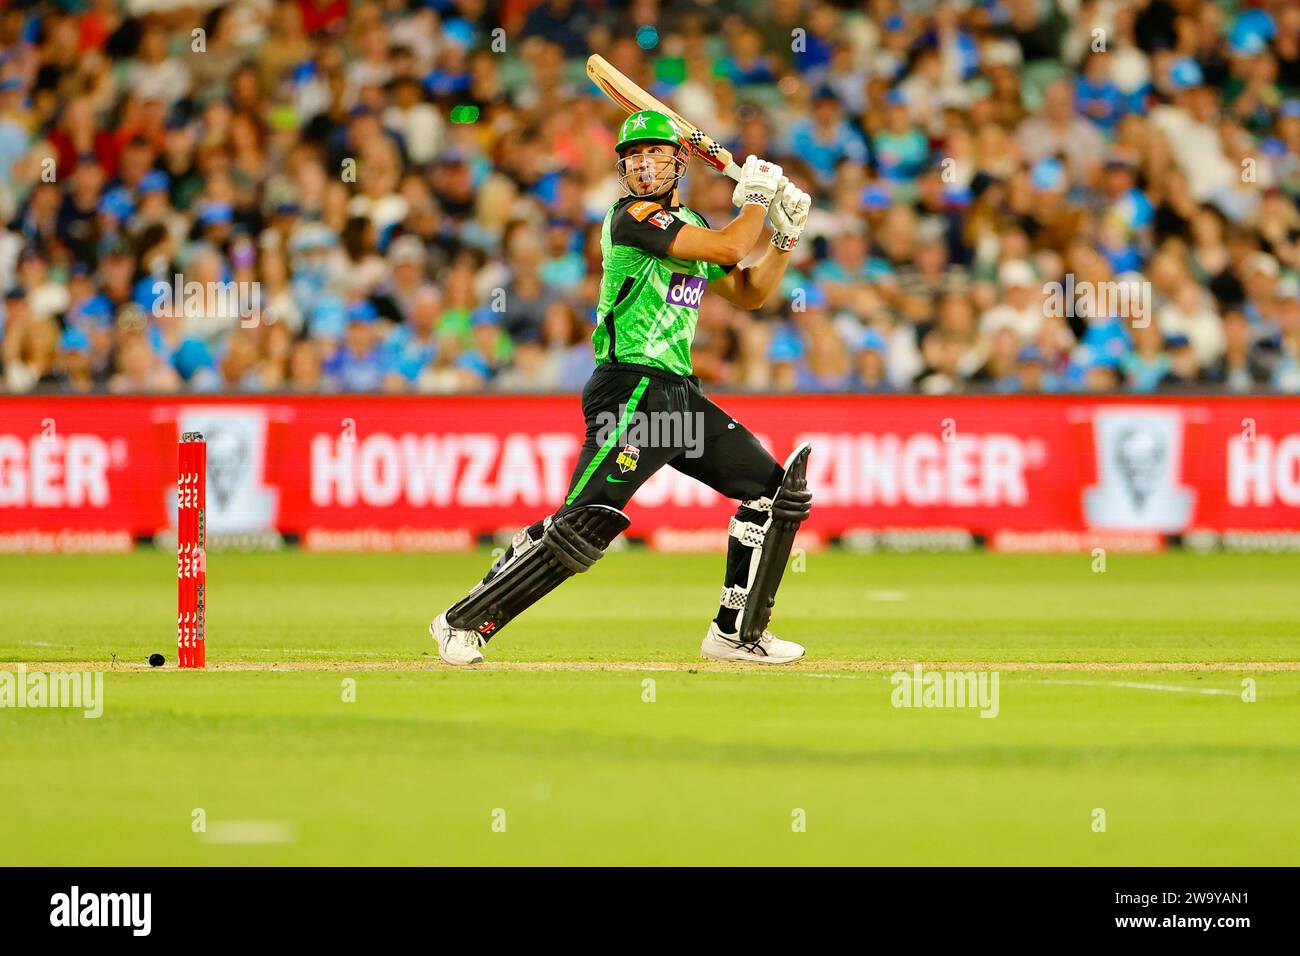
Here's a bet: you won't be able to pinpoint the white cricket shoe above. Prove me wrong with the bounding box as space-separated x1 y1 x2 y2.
430 612 486 666
701 620 805 664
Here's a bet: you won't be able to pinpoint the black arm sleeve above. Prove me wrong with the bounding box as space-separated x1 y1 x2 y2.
609 201 687 258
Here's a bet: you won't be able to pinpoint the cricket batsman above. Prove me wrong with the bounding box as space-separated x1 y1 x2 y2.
431 110 813 666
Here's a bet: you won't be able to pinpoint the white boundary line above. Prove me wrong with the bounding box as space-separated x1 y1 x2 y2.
1032 678 1243 696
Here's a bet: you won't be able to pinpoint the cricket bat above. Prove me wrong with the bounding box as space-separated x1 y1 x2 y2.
586 54 744 183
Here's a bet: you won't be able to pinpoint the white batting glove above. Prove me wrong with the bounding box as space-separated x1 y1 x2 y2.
769 177 811 251
731 155 784 210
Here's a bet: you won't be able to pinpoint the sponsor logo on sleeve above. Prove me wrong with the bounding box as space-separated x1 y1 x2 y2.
627 201 662 221
648 211 675 229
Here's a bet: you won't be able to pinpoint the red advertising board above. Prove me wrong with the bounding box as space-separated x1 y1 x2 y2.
1 395 1298 551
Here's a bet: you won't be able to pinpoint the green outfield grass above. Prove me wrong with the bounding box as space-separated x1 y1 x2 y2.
1 549 1298 866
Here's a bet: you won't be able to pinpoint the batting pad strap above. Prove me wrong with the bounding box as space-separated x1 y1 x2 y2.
742 495 773 513
720 585 748 610
728 516 768 549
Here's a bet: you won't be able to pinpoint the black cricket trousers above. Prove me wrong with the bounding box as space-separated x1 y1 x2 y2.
557 362 785 514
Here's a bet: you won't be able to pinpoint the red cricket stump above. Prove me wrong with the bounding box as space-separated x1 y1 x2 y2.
177 434 188 667
178 432 207 668
195 433 206 667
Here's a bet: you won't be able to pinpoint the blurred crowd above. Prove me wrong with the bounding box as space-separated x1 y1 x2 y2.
1 0 1298 395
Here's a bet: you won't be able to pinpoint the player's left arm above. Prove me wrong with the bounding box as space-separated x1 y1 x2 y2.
710 178 812 310
710 244 793 310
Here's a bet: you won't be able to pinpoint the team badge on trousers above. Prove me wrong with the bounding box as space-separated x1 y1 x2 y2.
616 444 640 473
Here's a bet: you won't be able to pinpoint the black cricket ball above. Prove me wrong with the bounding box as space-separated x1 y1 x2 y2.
149 653 165 668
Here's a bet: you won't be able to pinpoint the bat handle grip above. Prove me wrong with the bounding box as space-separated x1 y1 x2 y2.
723 161 743 183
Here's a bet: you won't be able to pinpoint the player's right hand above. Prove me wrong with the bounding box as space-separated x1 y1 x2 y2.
732 155 783 209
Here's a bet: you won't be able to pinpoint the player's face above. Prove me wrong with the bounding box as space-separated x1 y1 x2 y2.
619 144 680 196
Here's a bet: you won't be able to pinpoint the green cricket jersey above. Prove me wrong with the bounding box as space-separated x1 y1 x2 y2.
592 196 735 376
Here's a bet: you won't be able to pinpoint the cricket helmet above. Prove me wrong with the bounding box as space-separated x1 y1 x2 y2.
614 110 690 198
615 109 689 152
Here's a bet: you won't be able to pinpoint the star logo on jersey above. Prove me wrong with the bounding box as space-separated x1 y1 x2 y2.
629 114 649 130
